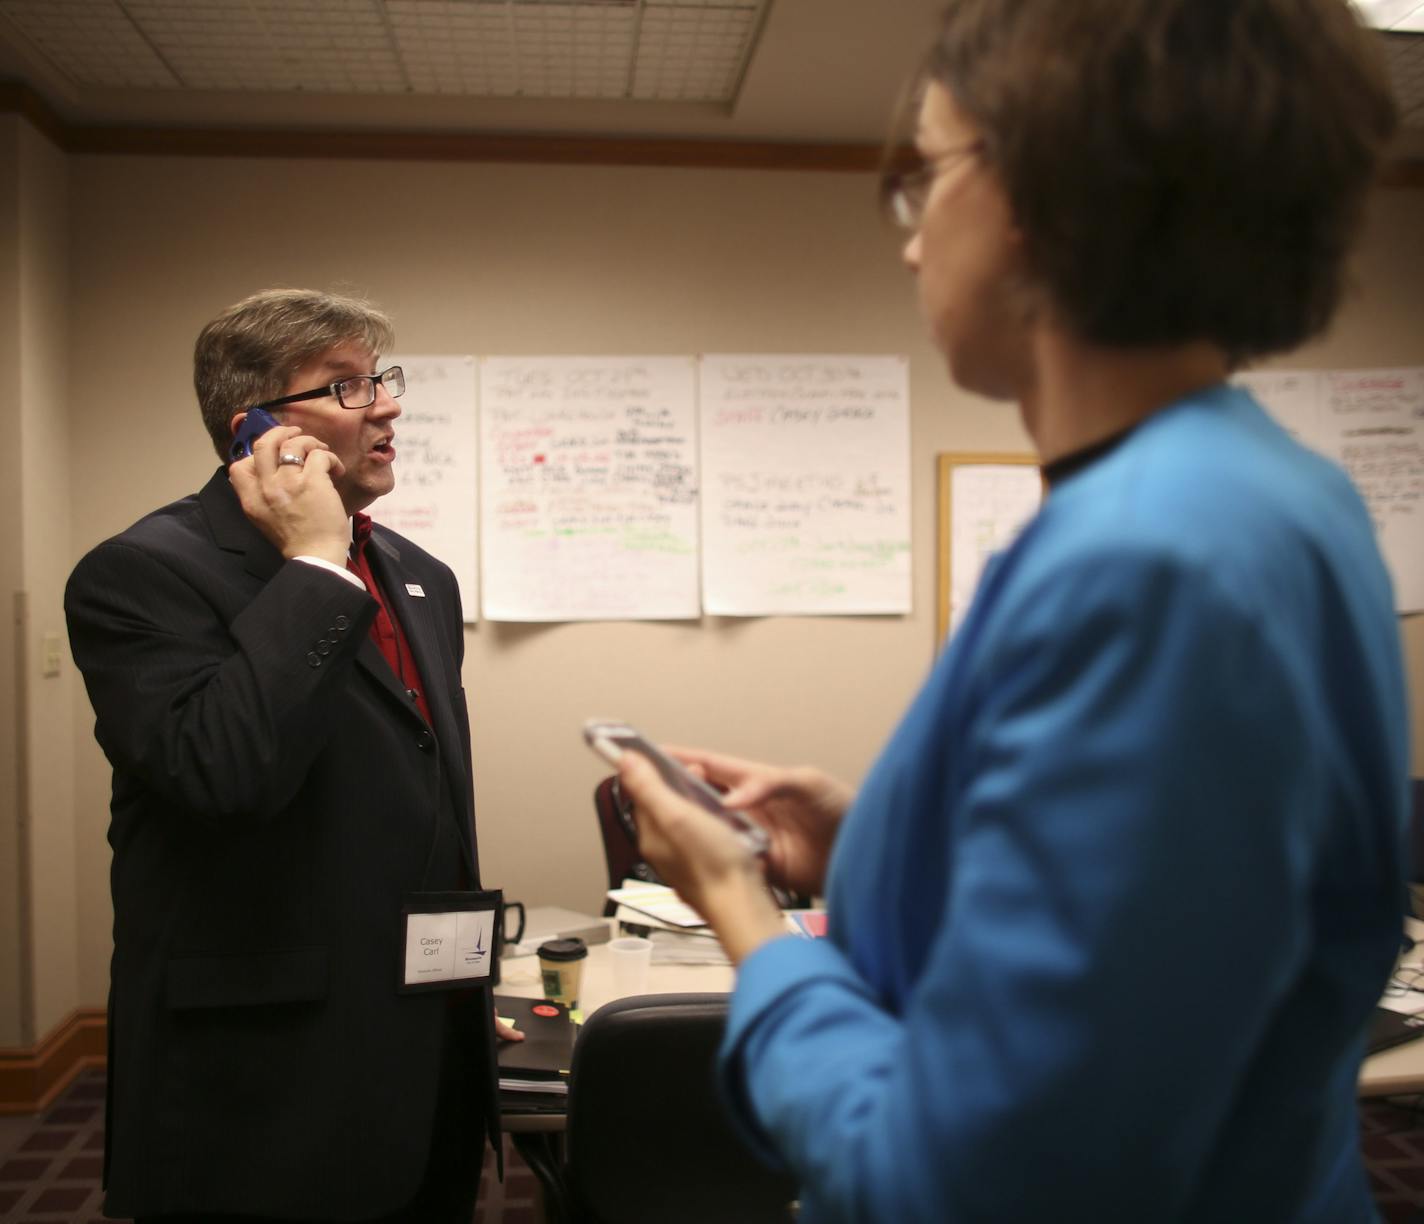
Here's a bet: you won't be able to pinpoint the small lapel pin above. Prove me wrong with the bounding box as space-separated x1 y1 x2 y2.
405 583 426 598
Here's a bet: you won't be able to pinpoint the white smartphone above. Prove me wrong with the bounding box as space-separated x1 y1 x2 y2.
582 719 770 856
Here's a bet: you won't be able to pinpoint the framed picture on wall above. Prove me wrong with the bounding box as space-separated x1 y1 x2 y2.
936 453 1044 645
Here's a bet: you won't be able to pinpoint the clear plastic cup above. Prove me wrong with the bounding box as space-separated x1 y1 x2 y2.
608 935 654 997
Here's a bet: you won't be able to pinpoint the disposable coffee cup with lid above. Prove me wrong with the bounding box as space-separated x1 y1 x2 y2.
538 937 589 1008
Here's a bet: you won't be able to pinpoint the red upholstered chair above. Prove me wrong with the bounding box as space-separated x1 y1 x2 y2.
593 775 663 916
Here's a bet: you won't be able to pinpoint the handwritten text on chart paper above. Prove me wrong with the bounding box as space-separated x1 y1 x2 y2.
699 355 912 617
367 354 480 621
1236 366 1423 614
479 357 701 622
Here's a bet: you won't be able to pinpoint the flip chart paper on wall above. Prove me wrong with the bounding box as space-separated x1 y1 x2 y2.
699 354 911 616
367 354 479 622
1237 367 1424 614
944 461 1042 639
478 356 700 622
1231 369 1320 443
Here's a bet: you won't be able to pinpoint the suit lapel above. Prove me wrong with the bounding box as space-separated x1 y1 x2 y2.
199 467 285 583
365 529 475 859
366 531 457 745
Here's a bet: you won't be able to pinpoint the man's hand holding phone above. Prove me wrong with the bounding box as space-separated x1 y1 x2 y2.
228 422 349 566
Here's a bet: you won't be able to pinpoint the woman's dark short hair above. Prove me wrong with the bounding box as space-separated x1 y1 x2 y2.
921 0 1397 364
194 288 394 459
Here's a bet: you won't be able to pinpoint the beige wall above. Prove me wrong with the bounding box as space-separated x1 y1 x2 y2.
0 127 1412 1024
0 115 76 1045
0 118 26 1046
19 119 76 1042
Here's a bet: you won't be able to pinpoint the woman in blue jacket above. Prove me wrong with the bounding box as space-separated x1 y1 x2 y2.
619 1 1410 1220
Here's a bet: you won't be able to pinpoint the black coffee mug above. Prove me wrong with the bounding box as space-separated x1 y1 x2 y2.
497 900 526 955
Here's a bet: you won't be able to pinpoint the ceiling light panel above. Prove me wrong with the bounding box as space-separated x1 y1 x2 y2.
126 0 406 94
389 2 639 99
1355 0 1424 33
0 0 176 88
1382 33 1424 127
0 0 770 103
633 2 760 101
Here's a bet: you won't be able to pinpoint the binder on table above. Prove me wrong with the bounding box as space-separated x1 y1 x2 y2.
1367 1006 1424 1055
494 994 576 1104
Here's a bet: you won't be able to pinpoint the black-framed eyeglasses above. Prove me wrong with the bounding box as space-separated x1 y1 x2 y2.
250 365 405 413
881 140 986 231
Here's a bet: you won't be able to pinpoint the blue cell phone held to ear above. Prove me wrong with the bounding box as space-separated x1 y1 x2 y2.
228 407 282 462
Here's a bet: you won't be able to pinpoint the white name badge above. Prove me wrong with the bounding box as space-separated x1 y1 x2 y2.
399 891 501 992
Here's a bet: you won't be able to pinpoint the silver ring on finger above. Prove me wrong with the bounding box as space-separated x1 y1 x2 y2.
278 453 304 468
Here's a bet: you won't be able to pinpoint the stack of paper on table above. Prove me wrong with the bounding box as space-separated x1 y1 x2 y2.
606 884 824 964
644 928 732 966
608 882 726 962
607 881 708 930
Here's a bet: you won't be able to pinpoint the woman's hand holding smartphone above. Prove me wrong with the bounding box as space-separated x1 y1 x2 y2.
583 719 771 856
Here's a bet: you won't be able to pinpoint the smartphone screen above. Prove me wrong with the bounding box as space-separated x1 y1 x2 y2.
583 720 770 855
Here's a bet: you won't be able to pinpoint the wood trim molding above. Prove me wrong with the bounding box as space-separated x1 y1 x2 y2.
3 80 1423 181
0 1008 106 1115
64 126 887 170
1381 160 1424 188
0 80 66 148
0 81 884 171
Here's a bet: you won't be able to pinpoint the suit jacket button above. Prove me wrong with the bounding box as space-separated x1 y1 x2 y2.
316 639 332 655
416 729 435 752
307 652 322 668
334 615 350 632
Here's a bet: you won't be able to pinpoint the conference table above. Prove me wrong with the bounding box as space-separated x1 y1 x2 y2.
494 916 1424 1105
498 927 734 1026
1360 917 1424 1098
490 908 1424 1166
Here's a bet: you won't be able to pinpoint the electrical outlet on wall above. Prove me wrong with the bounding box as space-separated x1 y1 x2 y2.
41 632 62 678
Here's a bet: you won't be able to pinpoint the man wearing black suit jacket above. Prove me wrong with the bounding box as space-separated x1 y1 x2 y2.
66 289 503 1223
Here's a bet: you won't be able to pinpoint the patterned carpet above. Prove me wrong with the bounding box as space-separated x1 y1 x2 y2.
0 1069 544 1224
6 1071 1424 1221
1363 1097 1424 1223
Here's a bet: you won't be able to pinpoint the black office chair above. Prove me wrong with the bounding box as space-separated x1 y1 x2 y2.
554 992 799 1224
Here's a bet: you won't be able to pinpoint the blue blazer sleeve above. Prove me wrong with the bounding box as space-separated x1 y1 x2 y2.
718 549 1398 1223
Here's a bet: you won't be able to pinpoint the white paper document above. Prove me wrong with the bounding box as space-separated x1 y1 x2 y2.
947 465 1042 637
1237 367 1424 613
479 356 700 621
699 354 912 616
607 882 707 929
